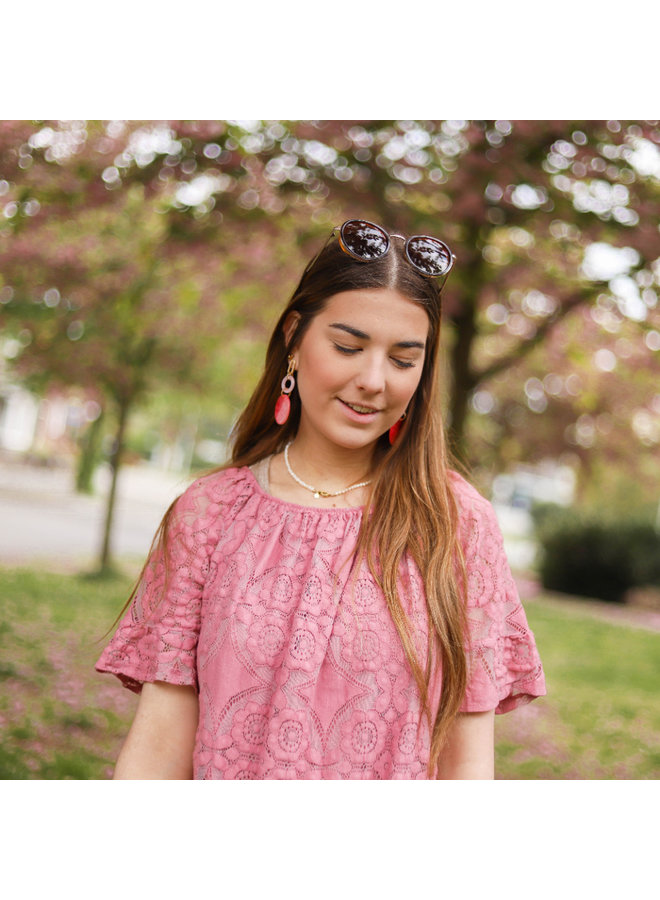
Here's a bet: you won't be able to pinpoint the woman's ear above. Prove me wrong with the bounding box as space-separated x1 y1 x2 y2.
282 311 301 351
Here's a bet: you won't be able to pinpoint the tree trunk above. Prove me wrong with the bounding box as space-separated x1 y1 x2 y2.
98 395 130 573
76 405 105 494
447 305 478 464
445 226 484 465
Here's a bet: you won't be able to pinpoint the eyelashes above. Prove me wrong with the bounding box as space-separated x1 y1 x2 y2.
333 343 360 357
390 358 416 370
332 343 416 369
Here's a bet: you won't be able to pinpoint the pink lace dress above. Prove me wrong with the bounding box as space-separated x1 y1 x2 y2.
96 464 546 779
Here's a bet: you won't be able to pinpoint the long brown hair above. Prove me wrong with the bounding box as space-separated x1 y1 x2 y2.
230 234 469 776
120 229 469 777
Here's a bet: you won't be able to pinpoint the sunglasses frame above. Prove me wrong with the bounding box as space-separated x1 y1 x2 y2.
337 218 455 286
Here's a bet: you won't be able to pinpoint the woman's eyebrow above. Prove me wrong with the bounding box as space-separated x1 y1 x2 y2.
329 322 369 339
329 322 425 350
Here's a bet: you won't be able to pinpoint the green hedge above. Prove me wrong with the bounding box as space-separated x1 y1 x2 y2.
532 504 660 604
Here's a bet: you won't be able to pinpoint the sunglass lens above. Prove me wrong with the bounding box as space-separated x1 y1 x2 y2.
340 220 390 260
406 236 453 276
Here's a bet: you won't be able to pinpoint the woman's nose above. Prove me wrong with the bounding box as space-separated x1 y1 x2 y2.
354 354 386 394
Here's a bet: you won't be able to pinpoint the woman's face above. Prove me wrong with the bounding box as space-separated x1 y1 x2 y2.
288 287 429 455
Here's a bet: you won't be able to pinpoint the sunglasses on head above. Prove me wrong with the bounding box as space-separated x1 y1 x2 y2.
335 218 455 282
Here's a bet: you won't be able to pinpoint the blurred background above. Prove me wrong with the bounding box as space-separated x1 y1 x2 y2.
1 119 659 779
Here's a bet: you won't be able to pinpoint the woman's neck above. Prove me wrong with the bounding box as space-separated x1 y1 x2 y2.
264 428 377 508
287 431 375 494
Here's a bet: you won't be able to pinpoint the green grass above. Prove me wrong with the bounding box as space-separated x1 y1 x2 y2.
495 600 660 779
1 566 658 779
0 566 138 780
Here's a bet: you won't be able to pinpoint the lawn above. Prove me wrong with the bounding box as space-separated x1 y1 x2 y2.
1 566 658 779
494 600 660 779
0 567 138 779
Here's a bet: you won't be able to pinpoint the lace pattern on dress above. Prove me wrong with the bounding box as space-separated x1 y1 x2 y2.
96 466 546 778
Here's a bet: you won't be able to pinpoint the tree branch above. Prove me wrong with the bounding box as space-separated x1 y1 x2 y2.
475 281 608 384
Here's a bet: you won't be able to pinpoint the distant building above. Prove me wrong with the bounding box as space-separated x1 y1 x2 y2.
0 384 39 452
0 378 99 461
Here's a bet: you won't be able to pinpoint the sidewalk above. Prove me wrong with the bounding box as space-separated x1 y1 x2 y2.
0 457 190 571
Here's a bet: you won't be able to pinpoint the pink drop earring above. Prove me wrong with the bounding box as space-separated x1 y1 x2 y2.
275 355 296 425
388 411 407 445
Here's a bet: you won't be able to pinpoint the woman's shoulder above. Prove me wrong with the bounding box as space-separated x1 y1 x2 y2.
173 465 258 514
447 470 508 563
447 469 495 518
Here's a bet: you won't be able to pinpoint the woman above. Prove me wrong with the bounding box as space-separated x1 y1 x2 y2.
96 219 546 779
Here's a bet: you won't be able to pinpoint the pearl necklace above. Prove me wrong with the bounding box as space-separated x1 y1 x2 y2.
284 442 372 499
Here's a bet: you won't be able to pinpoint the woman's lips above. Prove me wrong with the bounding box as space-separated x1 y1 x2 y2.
338 398 382 422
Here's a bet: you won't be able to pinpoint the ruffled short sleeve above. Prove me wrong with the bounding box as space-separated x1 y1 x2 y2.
451 474 546 715
95 477 218 694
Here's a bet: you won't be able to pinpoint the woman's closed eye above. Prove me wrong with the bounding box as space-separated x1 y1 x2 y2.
332 342 417 369
332 342 361 356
